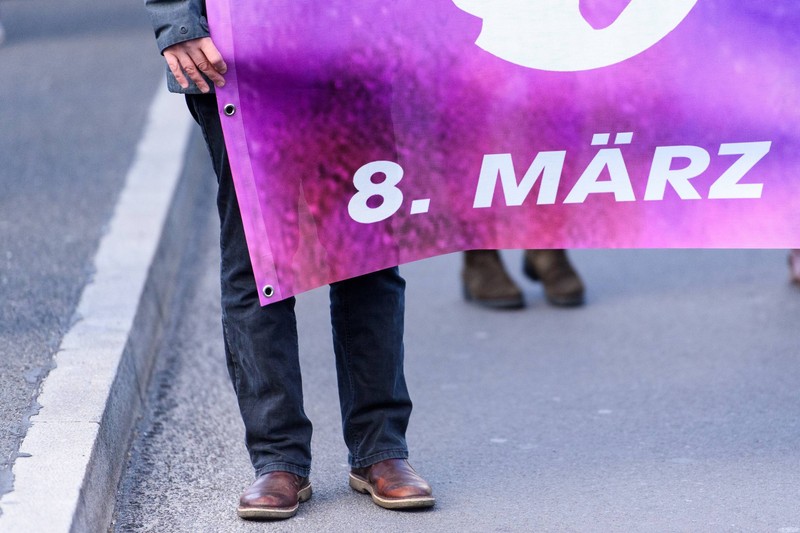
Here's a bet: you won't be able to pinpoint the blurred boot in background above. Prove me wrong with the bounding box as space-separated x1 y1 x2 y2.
462 250 524 309
523 249 585 307
790 250 800 285
462 249 585 309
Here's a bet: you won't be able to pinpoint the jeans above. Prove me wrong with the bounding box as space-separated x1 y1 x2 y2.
186 93 412 478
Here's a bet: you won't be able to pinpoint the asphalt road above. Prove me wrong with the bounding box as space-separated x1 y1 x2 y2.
0 0 164 501
111 181 800 533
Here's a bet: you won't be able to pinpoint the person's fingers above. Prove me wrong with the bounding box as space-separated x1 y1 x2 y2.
176 50 211 93
162 38 226 92
199 39 228 76
188 47 226 88
164 50 190 89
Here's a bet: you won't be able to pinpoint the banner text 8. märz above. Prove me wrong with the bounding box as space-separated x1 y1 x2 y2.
347 133 771 224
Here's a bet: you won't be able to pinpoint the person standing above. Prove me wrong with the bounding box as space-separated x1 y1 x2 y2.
143 0 434 520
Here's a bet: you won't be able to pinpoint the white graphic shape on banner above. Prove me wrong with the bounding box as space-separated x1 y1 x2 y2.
452 0 698 71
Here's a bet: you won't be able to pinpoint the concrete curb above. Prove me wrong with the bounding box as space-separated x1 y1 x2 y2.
0 88 196 533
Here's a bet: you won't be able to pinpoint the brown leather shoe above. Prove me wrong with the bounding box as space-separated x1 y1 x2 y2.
349 459 435 509
237 471 312 520
523 249 585 307
462 250 524 309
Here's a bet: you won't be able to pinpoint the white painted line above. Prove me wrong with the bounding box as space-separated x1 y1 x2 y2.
0 87 193 533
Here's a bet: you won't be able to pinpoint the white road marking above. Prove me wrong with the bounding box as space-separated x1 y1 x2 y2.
0 86 192 533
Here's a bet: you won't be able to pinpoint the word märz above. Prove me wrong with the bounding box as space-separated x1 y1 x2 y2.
473 133 771 208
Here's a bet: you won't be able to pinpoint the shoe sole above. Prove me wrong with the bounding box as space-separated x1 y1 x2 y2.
462 284 525 310
349 473 435 510
545 293 585 307
237 483 312 520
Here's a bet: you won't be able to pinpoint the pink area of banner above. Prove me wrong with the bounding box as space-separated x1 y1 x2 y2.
207 0 800 304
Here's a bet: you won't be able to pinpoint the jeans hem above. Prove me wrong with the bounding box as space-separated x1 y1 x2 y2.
350 449 409 469
255 462 311 479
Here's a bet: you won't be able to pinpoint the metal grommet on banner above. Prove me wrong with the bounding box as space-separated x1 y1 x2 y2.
223 104 236 116
262 285 274 298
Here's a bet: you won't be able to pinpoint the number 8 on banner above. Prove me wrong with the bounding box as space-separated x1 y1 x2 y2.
348 161 405 224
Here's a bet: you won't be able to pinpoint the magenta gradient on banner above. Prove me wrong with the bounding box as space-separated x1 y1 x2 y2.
207 0 800 304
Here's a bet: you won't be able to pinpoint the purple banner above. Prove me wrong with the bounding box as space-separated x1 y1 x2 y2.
207 0 800 304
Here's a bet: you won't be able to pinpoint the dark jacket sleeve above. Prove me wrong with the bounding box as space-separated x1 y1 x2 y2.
144 0 210 54
143 0 212 94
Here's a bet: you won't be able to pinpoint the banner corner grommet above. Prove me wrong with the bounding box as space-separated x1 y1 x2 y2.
262 284 275 298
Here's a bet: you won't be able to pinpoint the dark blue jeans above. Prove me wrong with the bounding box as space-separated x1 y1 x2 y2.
186 94 412 478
